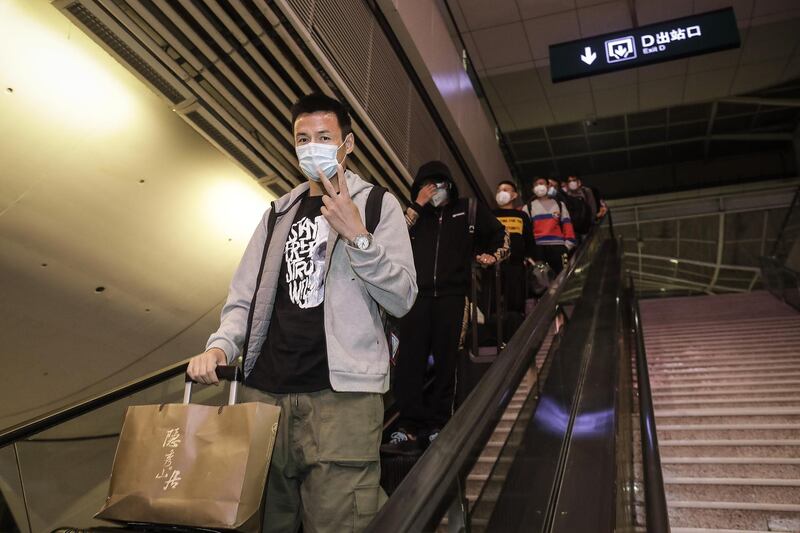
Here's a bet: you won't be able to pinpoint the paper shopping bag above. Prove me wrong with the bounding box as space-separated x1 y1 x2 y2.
96 401 280 532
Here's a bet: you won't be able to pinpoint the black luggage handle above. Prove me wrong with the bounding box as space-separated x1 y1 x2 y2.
184 365 242 406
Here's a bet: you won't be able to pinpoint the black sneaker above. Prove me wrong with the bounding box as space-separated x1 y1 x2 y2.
380 429 421 456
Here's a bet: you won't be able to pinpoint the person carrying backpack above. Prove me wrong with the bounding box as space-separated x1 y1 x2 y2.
565 175 597 238
382 160 509 455
187 93 417 533
523 177 576 275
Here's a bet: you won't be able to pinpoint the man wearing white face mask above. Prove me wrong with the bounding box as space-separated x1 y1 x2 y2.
523 177 576 275
493 180 536 314
187 93 417 532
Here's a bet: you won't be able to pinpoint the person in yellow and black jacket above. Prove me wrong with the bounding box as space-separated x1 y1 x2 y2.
382 160 509 456
493 180 537 314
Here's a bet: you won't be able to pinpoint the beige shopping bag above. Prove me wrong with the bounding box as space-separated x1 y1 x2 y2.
96 368 279 532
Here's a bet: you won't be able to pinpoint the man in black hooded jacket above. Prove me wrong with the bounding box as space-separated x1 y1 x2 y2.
382 161 508 455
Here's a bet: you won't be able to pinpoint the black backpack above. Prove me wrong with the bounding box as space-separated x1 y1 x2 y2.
560 193 592 234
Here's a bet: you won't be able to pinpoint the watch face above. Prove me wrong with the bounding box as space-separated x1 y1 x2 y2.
355 235 370 250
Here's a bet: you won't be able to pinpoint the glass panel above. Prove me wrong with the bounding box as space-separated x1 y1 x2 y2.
14 373 229 532
0 445 26 532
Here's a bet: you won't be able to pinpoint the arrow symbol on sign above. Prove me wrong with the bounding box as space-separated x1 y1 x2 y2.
580 46 597 65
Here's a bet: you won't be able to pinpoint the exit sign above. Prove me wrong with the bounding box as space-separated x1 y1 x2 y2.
549 8 740 82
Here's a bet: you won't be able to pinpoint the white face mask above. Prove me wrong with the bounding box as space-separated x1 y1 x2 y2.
547 186 557 198
431 188 449 207
568 181 579 191
495 190 512 206
296 138 347 182
534 184 548 198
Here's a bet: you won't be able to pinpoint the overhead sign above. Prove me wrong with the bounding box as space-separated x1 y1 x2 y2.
549 8 740 82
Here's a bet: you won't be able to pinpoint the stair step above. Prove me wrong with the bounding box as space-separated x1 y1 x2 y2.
664 477 800 486
651 379 800 390
667 502 800 529
656 408 800 418
662 462 800 479
669 500 800 512
660 439 800 447
654 365 800 376
653 387 800 398
671 528 773 533
651 359 800 370
654 397 800 409
651 371 800 382
667 484 800 505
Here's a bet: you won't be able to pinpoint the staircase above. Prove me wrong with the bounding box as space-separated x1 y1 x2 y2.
641 291 800 532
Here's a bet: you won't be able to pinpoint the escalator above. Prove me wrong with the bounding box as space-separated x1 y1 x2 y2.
0 220 669 533
365 220 673 533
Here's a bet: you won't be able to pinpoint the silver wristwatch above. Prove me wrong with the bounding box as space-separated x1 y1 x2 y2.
348 233 373 250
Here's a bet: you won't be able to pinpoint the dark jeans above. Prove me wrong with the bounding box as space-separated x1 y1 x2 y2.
541 245 568 275
394 294 466 434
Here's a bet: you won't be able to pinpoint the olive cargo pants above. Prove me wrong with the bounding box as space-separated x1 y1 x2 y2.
240 387 387 533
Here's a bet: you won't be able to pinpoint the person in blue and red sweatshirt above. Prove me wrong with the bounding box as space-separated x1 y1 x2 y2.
523 177 576 275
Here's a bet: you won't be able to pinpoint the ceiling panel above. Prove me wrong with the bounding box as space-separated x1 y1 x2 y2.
693 0 754 21
523 10 581 59
740 20 800 64
635 0 694 25
683 68 737 101
638 76 687 109
593 83 639 116
549 92 596 123
469 23 533 70
455 0 522 31
516 0 574 20
730 59 789 93
687 48 743 74
505 100 555 129
576 0 633 37
588 68 638 89
487 69 546 105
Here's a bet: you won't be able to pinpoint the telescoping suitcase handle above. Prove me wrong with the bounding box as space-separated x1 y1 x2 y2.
184 365 243 406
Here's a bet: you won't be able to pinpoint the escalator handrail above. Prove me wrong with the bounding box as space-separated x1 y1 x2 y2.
365 221 608 533
0 360 190 447
629 276 670 533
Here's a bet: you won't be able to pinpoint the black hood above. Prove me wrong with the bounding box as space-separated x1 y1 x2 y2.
410 160 460 203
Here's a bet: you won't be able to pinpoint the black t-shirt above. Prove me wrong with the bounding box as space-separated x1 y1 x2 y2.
493 208 535 264
247 194 331 393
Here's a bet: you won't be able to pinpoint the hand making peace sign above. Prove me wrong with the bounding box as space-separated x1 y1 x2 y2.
318 164 369 243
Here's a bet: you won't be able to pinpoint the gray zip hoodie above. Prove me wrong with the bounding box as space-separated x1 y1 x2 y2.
206 171 417 393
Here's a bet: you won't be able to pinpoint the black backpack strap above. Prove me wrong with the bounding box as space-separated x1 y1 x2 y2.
365 185 387 234
240 202 278 373
468 197 477 235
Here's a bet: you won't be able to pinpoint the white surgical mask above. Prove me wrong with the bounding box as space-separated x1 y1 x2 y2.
431 188 449 207
547 186 557 198
534 184 548 198
495 191 512 206
568 181 579 191
296 138 347 182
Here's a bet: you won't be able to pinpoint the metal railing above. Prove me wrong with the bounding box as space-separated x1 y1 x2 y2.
629 276 671 533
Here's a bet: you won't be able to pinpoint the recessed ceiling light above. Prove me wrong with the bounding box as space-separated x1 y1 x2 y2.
40 263 48 267
669 259 679 264
94 286 106 293
139 179 146 184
